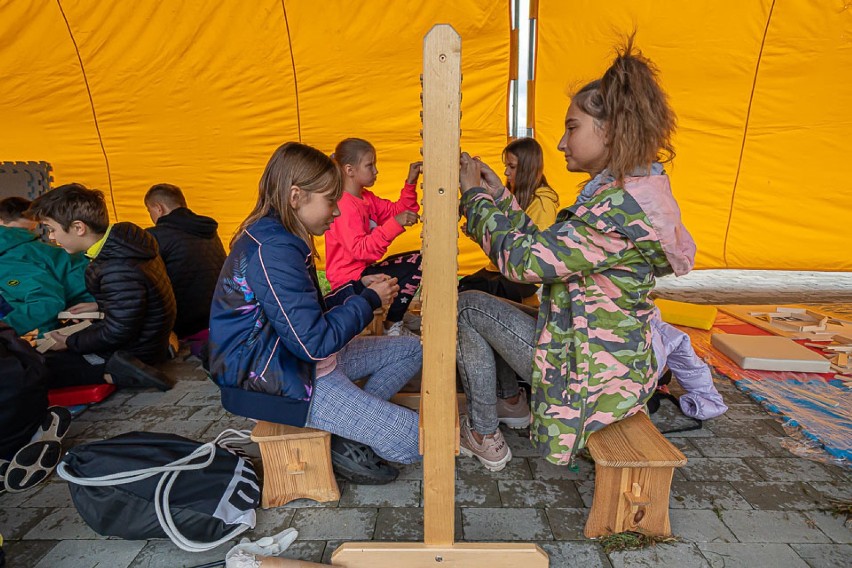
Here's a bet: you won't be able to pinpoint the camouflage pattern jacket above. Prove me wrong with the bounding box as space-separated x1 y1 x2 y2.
461 175 696 464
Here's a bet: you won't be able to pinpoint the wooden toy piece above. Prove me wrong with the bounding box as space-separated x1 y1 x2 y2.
584 412 687 538
655 298 717 330
250 421 339 508
711 334 832 373
57 310 104 320
36 320 93 353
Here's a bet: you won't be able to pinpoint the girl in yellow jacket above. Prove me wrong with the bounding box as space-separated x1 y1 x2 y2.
459 137 559 305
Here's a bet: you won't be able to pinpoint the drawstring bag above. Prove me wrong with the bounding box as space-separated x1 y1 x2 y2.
57 429 260 552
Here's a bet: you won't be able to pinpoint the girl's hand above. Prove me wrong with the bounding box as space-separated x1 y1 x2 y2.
476 159 504 198
369 276 400 307
459 152 482 192
394 210 419 226
406 161 423 185
361 273 390 287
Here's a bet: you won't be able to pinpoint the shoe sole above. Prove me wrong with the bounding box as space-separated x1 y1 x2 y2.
331 458 399 485
5 406 72 493
498 415 531 429
458 444 512 472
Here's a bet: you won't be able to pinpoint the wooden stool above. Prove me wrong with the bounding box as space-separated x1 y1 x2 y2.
584 411 687 538
366 308 386 336
250 421 340 508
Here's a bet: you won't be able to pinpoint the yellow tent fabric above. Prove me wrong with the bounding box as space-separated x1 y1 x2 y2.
5 1 850 274
536 1 852 270
0 1 508 273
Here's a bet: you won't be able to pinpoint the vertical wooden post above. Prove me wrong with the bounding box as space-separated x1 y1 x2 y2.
332 25 548 567
420 24 461 546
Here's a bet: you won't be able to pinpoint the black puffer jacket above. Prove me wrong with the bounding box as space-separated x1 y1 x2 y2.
147 208 226 337
66 222 176 364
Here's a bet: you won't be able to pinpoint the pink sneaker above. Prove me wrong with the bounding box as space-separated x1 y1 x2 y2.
459 415 512 472
496 389 531 429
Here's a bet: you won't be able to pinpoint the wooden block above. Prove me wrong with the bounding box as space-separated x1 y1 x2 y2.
584 412 686 538
56 320 92 336
58 310 104 320
655 299 717 330
250 421 339 508
35 336 56 353
711 334 832 373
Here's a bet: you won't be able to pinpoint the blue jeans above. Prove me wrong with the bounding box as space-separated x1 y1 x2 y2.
306 335 421 463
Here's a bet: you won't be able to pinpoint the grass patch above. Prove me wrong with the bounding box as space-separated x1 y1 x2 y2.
824 498 852 517
598 531 678 554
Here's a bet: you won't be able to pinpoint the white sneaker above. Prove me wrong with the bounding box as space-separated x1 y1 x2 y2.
384 320 416 337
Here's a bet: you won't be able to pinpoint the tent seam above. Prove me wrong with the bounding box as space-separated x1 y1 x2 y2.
280 0 301 142
723 0 776 267
55 0 117 220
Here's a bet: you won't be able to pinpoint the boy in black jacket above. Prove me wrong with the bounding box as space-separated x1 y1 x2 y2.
28 184 177 390
144 184 226 342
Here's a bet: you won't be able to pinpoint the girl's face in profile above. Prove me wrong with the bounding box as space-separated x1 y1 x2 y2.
351 151 378 189
503 152 518 190
292 186 340 235
557 104 608 177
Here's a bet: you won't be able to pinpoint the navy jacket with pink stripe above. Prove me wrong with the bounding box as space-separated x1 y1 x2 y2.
208 215 381 426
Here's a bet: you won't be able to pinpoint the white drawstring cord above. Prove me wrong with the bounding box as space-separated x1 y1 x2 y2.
57 429 255 552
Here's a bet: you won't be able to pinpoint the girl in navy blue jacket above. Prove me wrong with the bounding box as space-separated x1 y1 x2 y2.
209 142 421 481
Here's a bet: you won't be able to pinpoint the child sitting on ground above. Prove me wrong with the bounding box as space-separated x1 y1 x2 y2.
0 196 92 336
144 183 226 350
324 138 423 336
209 142 422 484
28 183 177 391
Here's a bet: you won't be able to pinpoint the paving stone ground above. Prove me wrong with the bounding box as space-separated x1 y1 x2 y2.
1 270 851 567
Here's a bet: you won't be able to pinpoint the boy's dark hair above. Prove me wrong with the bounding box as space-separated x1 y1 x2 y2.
145 183 187 209
28 183 110 234
0 196 32 223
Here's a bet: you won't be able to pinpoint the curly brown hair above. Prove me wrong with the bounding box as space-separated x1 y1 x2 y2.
572 35 676 183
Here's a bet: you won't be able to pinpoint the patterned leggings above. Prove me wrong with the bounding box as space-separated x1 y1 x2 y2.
361 251 422 323
306 335 422 463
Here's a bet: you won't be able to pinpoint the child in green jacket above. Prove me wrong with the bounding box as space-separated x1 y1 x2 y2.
0 197 92 335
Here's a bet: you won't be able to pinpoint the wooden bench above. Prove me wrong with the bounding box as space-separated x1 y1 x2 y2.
250 421 339 508
584 411 687 538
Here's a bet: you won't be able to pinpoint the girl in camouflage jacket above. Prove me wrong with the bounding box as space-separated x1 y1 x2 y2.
458 39 696 467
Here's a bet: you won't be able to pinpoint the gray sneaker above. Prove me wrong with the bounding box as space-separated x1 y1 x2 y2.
496 389 531 429
459 415 512 472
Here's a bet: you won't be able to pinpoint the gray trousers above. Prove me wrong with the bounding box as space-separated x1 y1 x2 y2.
456 291 538 435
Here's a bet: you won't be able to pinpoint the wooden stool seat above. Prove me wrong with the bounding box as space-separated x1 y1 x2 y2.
250 421 339 508
584 411 687 538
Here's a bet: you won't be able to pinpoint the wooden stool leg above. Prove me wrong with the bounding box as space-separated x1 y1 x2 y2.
257 432 339 508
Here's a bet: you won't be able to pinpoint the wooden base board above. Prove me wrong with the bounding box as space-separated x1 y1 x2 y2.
332 542 548 567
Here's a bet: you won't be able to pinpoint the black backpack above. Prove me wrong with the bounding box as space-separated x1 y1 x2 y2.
57 430 260 552
0 323 48 458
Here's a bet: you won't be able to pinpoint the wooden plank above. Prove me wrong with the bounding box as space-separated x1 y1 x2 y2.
250 421 328 442
420 24 462 547
718 304 852 340
586 412 686 468
332 543 548 568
